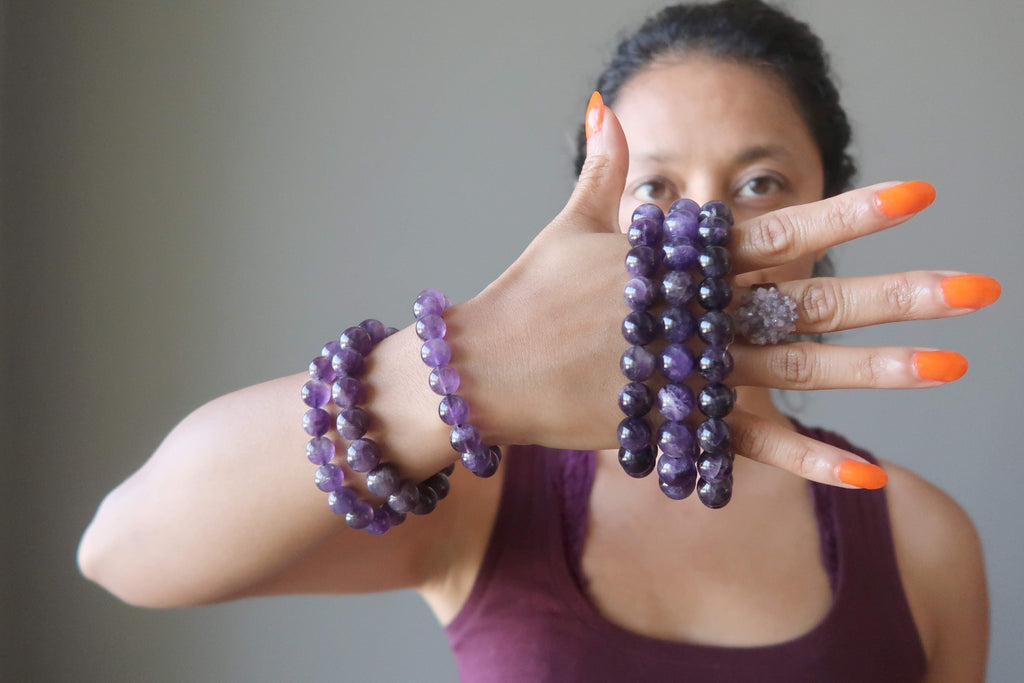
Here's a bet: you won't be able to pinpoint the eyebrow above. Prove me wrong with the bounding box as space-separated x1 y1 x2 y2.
635 144 793 165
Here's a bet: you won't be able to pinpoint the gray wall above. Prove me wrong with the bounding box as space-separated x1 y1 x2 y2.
4 1 1022 681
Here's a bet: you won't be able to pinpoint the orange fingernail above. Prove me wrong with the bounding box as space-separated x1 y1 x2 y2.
941 274 1002 309
913 350 968 382
838 460 888 489
874 181 936 217
585 91 605 141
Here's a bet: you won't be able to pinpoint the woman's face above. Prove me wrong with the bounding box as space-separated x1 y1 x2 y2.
613 56 826 285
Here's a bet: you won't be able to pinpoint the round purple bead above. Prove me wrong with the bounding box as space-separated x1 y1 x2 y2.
331 376 365 408
625 245 661 278
359 318 388 345
657 420 697 458
339 326 373 355
698 215 731 247
471 447 501 478
314 463 345 492
302 408 332 437
320 340 343 358
306 436 336 465
660 343 695 383
698 311 734 346
308 356 337 383
698 382 736 418
415 314 447 341
428 365 461 396
698 277 733 310
698 345 734 383
331 347 365 377
622 310 659 346
662 238 700 271
365 507 392 535
450 423 482 453
661 269 696 306
670 198 700 215
439 394 470 426
697 477 733 509
699 200 733 224
411 485 439 515
420 338 452 368
617 446 656 478
413 294 444 319
423 472 451 500
699 245 731 278
346 500 375 529
627 217 664 247
301 380 331 408
328 487 358 515
658 383 695 422
620 346 657 382
417 288 450 309
697 450 734 483
631 203 664 223
661 306 696 343
664 211 699 241
617 417 653 451
618 381 654 417
366 462 401 498
384 504 407 527
697 418 732 452
657 453 697 489
623 277 657 310
387 481 420 514
345 437 380 472
337 406 370 440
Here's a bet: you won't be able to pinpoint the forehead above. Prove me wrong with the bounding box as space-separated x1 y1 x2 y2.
613 56 818 166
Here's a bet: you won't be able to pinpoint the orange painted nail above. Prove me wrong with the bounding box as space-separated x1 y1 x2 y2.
837 460 888 489
585 91 605 141
913 350 968 382
941 274 1002 309
874 181 936 217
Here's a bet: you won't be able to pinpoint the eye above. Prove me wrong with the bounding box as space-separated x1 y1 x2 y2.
632 178 678 203
736 175 785 198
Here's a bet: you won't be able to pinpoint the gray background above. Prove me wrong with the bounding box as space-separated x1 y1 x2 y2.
3 1 1022 681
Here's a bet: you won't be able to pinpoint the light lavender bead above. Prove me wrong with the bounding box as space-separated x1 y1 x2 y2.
420 338 452 367
337 406 370 440
314 463 345 492
450 424 481 453
331 347 365 377
365 507 392 535
345 500 374 530
439 394 470 426
301 380 331 408
359 318 388 344
417 288 450 309
331 376 365 408
661 269 696 306
340 326 373 355
306 436 336 465
428 366 460 396
303 408 332 437
328 487 358 515
660 343 695 383
308 356 337 383
413 295 444 319
320 340 343 358
658 383 695 422
346 437 380 472
415 314 447 341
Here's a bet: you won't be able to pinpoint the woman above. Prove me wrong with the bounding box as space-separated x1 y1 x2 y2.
78 1 992 680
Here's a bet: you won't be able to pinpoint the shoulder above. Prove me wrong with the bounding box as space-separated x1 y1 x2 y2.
882 461 989 681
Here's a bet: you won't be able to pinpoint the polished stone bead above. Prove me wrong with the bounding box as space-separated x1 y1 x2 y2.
413 294 444 319
618 445 656 478
661 269 696 306
428 365 461 396
662 238 700 271
383 504 407 527
699 245 731 278
627 217 664 247
670 198 700 215
441 463 456 476
331 347 365 377
661 306 696 343
697 418 732 452
301 380 331 408
387 481 420 514
345 436 380 472
365 506 392 535
337 406 370 440
417 288 450 308
346 500 375 529
366 462 401 497
423 472 451 500
698 215 731 247
660 343 695 383
328 487 358 515
411 485 439 516
359 318 388 344
439 394 470 425
331 376 365 409
664 210 699 241
340 326 373 355
698 382 737 418
699 200 733 224
450 423 482 453
660 479 696 500
308 355 337 383
657 420 697 458
698 311 735 346
622 310 659 346
698 277 733 310
625 245 661 278
617 417 653 451
415 314 447 341
618 381 654 417
620 345 657 382
658 383 695 421
303 408 332 437
624 276 658 310
657 453 697 488
697 477 733 509
420 338 452 367
385 326 400 337
471 447 501 478
306 436 336 466
697 450 735 483
698 346 734 383
314 463 345 492
632 203 665 223
321 340 343 358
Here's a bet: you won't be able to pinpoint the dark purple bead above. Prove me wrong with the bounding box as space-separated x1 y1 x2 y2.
314 463 345 492
657 453 697 488
441 463 456 476
461 445 491 475
661 306 696 343
383 504 407 527
366 463 401 498
385 326 400 337
359 318 388 344
697 450 734 483
387 481 420 514
339 326 373 355
622 310 659 346
415 314 447 341
413 294 444 319
617 417 652 451
428 366 461 396
698 383 736 418
662 238 700 271
301 380 331 408
670 198 700 215
365 507 392 535
620 345 657 382
657 420 697 458
302 408 332 437
618 381 654 417
320 340 343 358
331 347 365 377
411 485 439 516
697 477 733 509
658 383 695 421
423 472 451 500
660 343 695 383
306 436 336 466
624 245 661 278
308 355 337 383
328 487 358 515
698 311 735 346
450 423 481 453
337 406 370 440
346 500 375 529
659 478 696 500
623 277 657 310
698 277 733 310
469 446 501 478
698 346 734 383
661 269 696 306
617 446 656 478
345 437 380 472
420 338 452 368
627 217 664 247
697 418 731 452
699 200 733 224
631 203 664 223
698 215 731 247
331 376 365 408
664 211 699 241
698 245 731 278
439 394 470 425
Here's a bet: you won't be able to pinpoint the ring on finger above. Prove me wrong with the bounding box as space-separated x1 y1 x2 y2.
735 283 799 345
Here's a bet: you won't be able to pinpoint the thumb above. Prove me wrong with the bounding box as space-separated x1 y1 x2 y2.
558 91 630 233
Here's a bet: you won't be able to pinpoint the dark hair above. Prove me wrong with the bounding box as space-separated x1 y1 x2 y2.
575 0 855 238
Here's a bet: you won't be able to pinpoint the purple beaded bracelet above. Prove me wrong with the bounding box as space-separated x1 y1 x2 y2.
414 289 502 477
303 319 454 534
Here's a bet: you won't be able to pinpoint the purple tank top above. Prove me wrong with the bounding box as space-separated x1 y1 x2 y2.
444 423 927 682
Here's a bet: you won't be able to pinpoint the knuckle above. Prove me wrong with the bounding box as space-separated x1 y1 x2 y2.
881 274 917 319
787 442 819 479
823 199 861 240
799 278 844 328
748 212 796 260
854 350 887 386
775 343 815 387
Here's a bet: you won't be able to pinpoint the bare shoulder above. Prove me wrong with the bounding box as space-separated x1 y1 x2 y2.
882 461 989 682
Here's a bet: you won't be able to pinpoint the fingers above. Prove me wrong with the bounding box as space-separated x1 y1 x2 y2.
730 181 936 273
732 271 1002 334
729 409 887 489
730 342 968 390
